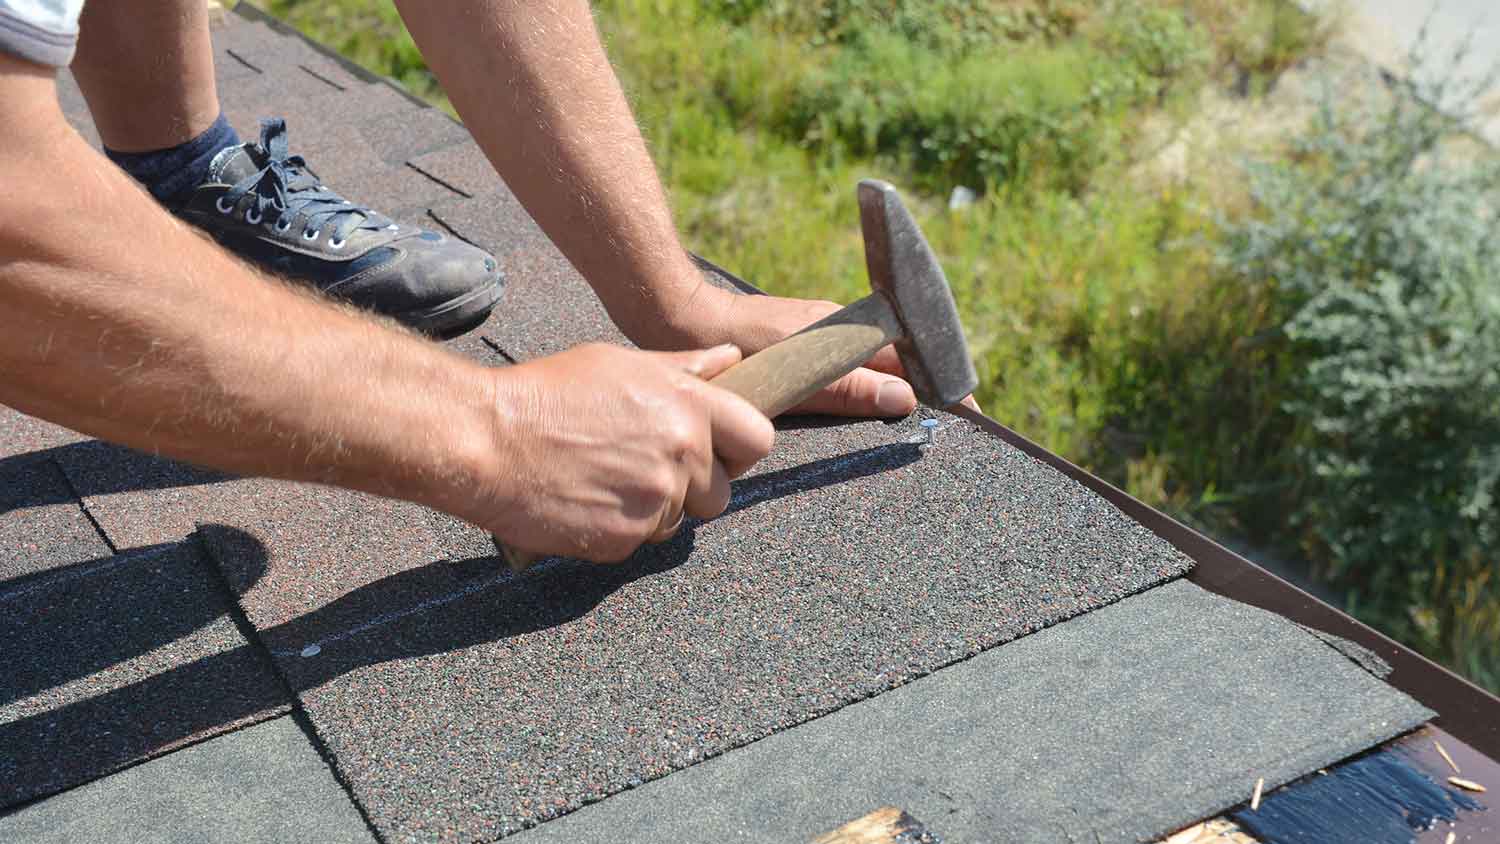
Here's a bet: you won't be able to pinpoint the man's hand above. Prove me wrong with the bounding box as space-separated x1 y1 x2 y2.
655 287 916 417
476 343 774 563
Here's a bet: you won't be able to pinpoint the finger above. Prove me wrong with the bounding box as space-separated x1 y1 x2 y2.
790 367 916 418
862 347 978 413
684 458 732 519
695 383 775 478
677 418 723 519
646 470 688 544
654 344 743 379
647 507 685 544
861 344 906 378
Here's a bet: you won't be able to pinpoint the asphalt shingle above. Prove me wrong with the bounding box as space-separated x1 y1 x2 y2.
227 79 419 145
0 540 288 809
355 107 472 166
0 405 84 459
212 43 265 85
214 53 348 108
40 429 507 578
0 456 110 582
0 715 376 844
212 20 284 56
0 408 103 582
199 412 1194 841
408 143 502 198
50 440 235 549
510 580 1433 844
430 193 754 362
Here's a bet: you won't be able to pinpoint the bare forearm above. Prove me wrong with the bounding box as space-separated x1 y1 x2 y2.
0 73 497 517
394 0 710 344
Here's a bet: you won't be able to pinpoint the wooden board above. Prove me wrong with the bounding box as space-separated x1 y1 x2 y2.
1156 818 1258 844
813 807 939 844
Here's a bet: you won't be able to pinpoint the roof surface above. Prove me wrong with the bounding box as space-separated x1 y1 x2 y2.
510 579 1431 844
1 11 1440 844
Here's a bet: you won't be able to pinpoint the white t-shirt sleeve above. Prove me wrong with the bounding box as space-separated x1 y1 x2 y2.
0 0 85 67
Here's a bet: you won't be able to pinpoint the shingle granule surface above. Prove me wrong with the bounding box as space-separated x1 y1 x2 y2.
0 455 110 581
200 411 1193 843
510 580 1433 844
0 404 84 459
0 715 377 844
0 541 289 809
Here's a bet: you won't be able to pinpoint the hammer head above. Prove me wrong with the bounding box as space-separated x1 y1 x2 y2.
857 179 979 408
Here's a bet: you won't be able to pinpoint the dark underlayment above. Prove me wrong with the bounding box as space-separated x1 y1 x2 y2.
510 580 1433 844
199 411 1194 842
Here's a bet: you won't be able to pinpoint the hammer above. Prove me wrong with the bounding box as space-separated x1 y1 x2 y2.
497 179 977 571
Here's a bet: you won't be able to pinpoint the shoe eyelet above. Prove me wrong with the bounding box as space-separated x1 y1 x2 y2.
274 218 292 233
215 196 235 215
386 223 399 232
328 236 347 250
302 228 320 241
245 208 263 225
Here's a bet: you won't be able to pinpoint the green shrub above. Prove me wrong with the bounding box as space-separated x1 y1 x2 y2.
1222 69 1500 689
1188 0 1332 91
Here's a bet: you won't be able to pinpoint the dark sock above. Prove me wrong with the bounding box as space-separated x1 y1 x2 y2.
105 114 242 205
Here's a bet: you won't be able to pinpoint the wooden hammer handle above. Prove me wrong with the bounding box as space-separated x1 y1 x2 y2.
495 292 901 571
709 292 901 418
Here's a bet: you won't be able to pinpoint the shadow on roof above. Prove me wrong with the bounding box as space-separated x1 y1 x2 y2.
1 441 228 509
0 541 268 707
2 443 920 788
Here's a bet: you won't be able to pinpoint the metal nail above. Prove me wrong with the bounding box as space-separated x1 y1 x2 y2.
920 418 939 444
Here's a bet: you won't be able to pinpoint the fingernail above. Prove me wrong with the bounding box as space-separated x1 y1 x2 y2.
875 380 916 416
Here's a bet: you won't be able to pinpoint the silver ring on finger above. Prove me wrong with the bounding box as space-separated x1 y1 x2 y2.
652 511 686 543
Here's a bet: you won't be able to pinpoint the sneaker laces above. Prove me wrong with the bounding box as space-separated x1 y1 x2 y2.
222 118 392 243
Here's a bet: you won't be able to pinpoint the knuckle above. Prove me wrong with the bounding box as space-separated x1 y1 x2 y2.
662 416 697 454
830 378 863 414
706 486 731 518
753 416 776 455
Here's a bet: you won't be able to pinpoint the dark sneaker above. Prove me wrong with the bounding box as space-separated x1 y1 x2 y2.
172 118 504 339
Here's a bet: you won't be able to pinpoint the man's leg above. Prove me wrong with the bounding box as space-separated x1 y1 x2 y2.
71 0 242 205
71 0 220 153
67 1 503 339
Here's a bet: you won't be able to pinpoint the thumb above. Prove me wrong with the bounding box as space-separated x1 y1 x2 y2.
791 367 917 418
656 343 744 380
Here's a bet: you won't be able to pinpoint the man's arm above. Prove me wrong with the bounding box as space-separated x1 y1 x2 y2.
0 54 772 562
394 0 924 418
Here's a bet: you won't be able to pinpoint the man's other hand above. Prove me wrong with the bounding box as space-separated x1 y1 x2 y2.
479 343 774 563
632 283 979 418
